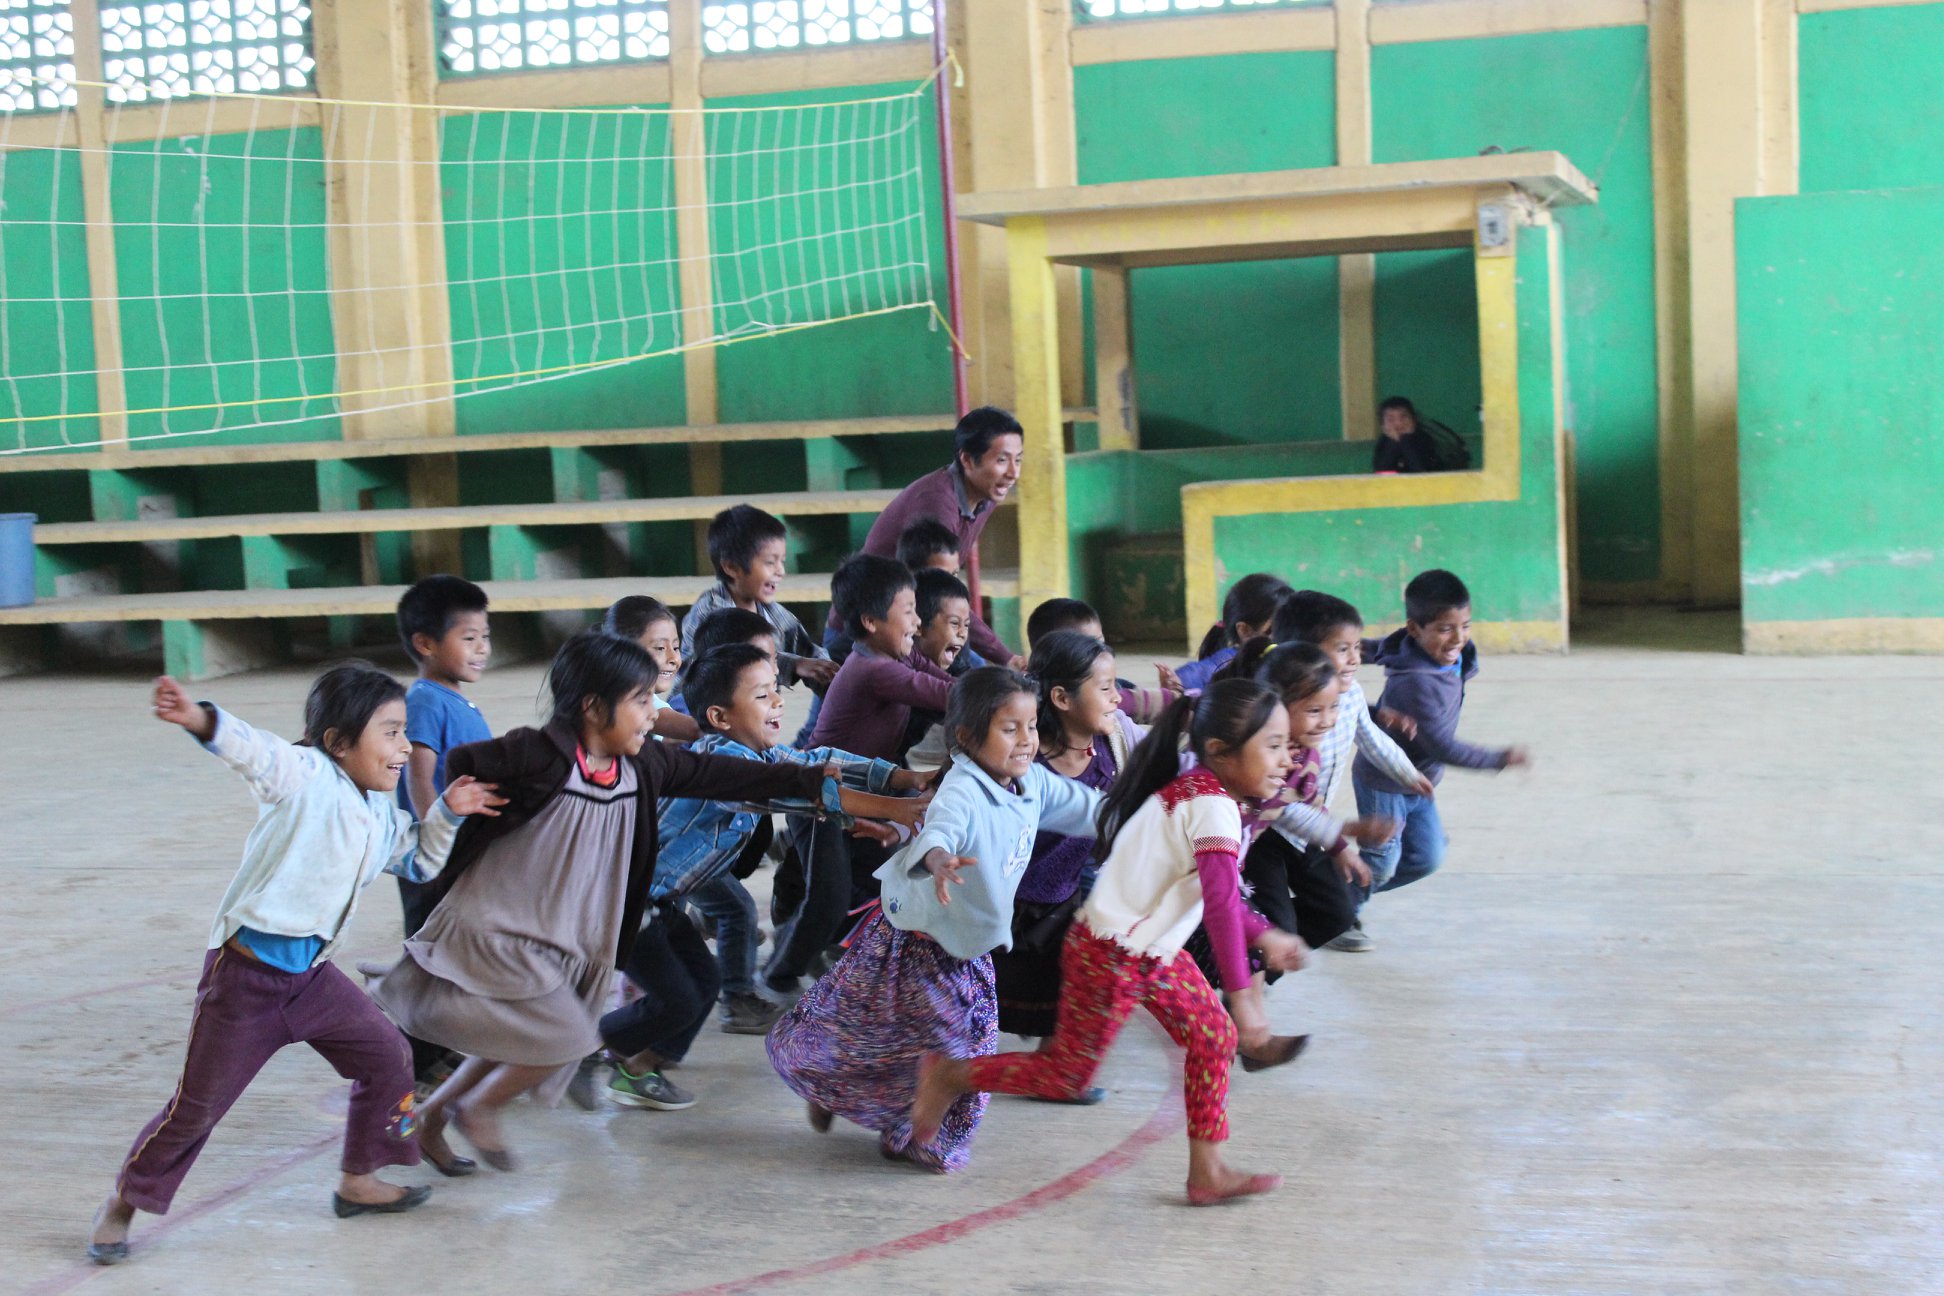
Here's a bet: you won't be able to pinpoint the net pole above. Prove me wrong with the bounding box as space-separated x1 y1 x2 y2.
930 0 970 418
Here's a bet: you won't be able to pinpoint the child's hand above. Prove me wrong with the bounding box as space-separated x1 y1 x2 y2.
1347 815 1399 847
795 658 839 689
1376 706 1418 739
1332 845 1373 889
884 790 932 827
441 776 507 818
1252 928 1309 974
1155 662 1184 694
1503 746 1531 769
923 849 973 906
1409 773 1436 797
1006 654 1028 671
850 820 903 847
152 676 216 741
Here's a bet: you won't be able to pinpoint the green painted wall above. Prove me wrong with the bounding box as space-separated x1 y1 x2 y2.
0 147 98 454
1800 3 1944 194
1736 186 1944 623
708 82 954 424
1373 26 1659 585
1209 236 1565 630
110 128 341 446
440 107 688 434
1074 50 1340 448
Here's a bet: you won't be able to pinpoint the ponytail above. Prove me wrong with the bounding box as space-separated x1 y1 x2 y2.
1194 621 1230 661
1209 635 1276 686
1195 572 1294 661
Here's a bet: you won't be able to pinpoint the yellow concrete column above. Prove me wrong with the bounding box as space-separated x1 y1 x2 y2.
1091 265 1137 451
669 0 722 568
312 0 460 573
1335 0 1377 442
1008 217 1069 612
1676 0 1795 607
68 0 128 449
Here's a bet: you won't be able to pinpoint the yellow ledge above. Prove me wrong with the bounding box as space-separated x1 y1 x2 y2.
1743 617 1944 654
1181 251 1523 634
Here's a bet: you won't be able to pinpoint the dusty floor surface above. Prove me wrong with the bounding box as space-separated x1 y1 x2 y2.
3 608 1940 1295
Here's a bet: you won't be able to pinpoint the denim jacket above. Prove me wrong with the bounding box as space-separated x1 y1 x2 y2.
650 733 897 902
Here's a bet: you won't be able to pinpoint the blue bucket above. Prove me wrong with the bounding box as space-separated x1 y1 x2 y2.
0 512 36 608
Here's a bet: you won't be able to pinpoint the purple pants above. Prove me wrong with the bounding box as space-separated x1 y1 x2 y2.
117 946 420 1213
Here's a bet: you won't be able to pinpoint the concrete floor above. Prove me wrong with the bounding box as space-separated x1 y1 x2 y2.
4 608 1941 1295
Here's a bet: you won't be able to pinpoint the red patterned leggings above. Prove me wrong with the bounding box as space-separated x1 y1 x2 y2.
964 921 1236 1142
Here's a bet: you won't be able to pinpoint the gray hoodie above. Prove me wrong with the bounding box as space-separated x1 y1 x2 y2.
1351 628 1510 794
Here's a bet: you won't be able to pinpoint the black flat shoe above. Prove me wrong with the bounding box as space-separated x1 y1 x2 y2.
1028 1086 1107 1106
86 1241 128 1266
332 1184 433 1218
425 1147 477 1177
1239 1034 1309 1073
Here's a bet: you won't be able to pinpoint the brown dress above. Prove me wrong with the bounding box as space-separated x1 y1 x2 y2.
373 759 636 1105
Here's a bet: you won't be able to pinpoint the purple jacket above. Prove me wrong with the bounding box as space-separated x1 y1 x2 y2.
1351 629 1510 793
824 462 1013 662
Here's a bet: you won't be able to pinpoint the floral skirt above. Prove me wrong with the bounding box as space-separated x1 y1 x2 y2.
766 912 996 1172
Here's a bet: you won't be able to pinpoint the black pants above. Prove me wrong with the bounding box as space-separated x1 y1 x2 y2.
599 906 720 1063
764 816 887 987
1242 830 1358 949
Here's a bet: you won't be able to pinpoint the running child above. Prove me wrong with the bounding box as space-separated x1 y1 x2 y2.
768 666 1101 1172
88 665 505 1265
604 594 701 742
1354 569 1528 911
910 680 1309 1206
594 643 926 1110
372 630 840 1172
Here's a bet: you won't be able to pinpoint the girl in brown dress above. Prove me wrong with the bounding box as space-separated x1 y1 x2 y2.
374 630 837 1172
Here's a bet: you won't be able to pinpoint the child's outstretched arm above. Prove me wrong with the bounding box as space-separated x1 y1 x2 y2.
1379 674 1516 773
157 676 316 805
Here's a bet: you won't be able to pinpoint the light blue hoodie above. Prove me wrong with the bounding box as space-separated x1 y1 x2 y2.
876 753 1100 961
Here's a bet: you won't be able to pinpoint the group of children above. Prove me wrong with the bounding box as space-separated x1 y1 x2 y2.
87 445 1527 1263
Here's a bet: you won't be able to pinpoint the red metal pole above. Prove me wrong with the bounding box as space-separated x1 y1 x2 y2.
930 0 971 418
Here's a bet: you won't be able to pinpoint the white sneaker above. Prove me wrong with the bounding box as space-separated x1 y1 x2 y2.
1325 923 1373 953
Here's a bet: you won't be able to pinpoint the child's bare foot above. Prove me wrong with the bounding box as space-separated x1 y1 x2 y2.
908 1052 962 1147
87 1194 135 1264
1185 1168 1282 1206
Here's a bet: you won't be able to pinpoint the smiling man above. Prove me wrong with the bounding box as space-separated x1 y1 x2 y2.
826 406 1025 668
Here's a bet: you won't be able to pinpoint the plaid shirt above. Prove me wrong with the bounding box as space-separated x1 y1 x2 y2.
651 733 893 902
1265 676 1418 853
680 582 829 687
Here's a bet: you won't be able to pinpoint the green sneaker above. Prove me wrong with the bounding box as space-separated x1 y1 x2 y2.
608 1064 696 1111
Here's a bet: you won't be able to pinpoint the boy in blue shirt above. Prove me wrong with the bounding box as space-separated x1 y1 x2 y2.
1353 569 1529 927
598 643 926 1112
393 575 493 936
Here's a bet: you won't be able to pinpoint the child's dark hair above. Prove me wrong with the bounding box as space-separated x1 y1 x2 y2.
1027 629 1112 753
1379 395 1418 423
1406 568 1471 625
305 660 408 754
830 553 915 639
1026 596 1099 648
1252 641 1337 704
953 405 1023 465
945 665 1037 757
914 568 972 626
706 504 788 583
1094 679 1282 863
395 574 489 662
1272 589 1364 647
683 642 771 725
691 607 775 659
1195 571 1293 660
544 628 657 728
896 518 962 571
602 595 675 642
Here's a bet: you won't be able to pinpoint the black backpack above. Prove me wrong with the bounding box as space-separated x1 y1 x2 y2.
1417 417 1472 471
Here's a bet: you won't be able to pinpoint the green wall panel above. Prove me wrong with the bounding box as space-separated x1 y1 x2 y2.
1737 186 1944 623
441 107 687 434
1075 50 1340 448
1373 25 1660 584
1211 236 1565 629
708 82 954 423
111 128 341 447
0 147 98 454
1800 3 1944 194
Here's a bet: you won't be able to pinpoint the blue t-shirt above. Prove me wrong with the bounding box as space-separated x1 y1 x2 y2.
398 678 493 817
234 927 325 973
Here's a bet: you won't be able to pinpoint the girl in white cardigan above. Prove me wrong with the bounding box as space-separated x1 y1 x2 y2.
911 679 1308 1206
